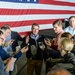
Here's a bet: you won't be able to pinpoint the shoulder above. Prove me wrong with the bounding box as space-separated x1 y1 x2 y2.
11 31 18 34
64 26 70 31
11 31 19 37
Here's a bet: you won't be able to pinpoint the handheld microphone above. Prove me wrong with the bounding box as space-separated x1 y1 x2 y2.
31 45 37 56
38 42 43 49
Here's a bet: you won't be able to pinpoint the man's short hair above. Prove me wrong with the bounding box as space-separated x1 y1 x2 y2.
61 32 72 38
69 16 75 21
0 30 3 35
53 20 62 26
47 67 71 75
1 24 10 30
32 23 39 29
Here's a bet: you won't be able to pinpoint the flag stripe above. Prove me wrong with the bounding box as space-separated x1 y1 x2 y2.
0 9 75 15
0 19 61 27
39 0 75 7
0 1 75 11
0 14 75 22
56 0 75 3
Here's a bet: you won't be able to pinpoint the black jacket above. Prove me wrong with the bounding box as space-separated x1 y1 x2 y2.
21 34 48 60
11 31 25 51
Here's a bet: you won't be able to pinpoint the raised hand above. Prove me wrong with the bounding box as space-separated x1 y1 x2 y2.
20 46 28 53
5 57 16 72
44 38 51 47
25 36 29 44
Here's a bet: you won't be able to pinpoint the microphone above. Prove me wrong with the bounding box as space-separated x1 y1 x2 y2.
38 42 43 49
31 45 37 56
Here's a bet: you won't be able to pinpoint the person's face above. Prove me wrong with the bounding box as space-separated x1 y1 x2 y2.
0 34 5 45
53 24 62 34
69 17 75 28
60 49 66 57
32 25 39 36
5 29 11 38
58 44 66 56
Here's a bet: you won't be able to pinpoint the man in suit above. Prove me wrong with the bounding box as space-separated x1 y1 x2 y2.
1 24 25 52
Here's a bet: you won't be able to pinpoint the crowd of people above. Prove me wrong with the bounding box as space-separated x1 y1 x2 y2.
0 15 75 75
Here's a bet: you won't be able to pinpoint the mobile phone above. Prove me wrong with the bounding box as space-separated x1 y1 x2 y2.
45 38 49 41
39 42 43 49
24 46 28 49
39 42 43 46
11 39 15 42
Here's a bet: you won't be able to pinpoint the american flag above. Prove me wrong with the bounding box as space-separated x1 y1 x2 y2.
0 0 75 35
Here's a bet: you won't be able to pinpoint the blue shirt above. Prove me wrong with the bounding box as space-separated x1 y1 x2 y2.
30 33 40 50
0 46 22 60
3 32 13 54
64 26 75 36
0 57 9 75
5 32 11 42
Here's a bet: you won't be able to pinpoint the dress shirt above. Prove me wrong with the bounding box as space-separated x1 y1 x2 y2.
64 26 75 36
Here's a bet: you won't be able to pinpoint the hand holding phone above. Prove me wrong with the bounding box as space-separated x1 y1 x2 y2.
11 39 15 42
7 39 15 45
21 46 28 53
45 38 49 41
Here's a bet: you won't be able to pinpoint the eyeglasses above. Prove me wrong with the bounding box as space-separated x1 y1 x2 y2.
0 37 4 41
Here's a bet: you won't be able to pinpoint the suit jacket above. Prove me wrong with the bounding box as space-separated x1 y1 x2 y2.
11 31 25 51
0 57 9 75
